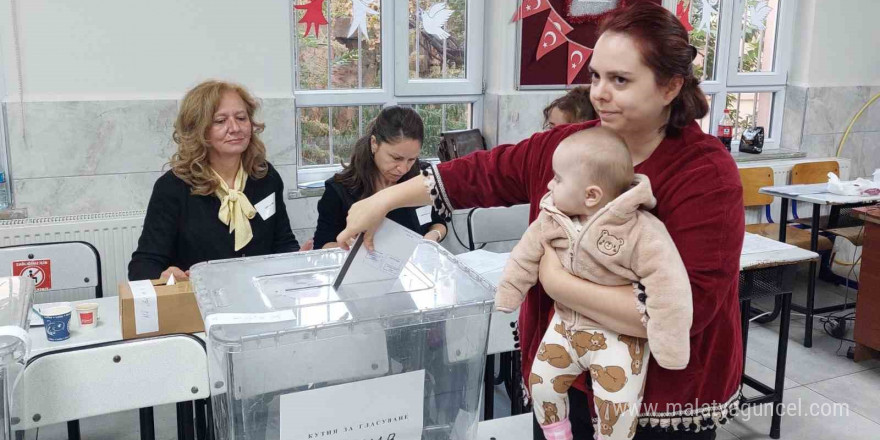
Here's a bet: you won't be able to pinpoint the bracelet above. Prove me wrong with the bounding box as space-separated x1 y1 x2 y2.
429 229 443 241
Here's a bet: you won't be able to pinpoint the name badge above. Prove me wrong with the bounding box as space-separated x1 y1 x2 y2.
416 206 432 225
255 193 276 220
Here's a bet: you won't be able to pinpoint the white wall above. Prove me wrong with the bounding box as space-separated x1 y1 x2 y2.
0 0 294 101
789 0 880 87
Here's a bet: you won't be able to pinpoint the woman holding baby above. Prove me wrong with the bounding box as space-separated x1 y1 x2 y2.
336 3 743 440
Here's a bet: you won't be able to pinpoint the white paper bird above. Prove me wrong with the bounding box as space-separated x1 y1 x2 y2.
747 0 773 31
695 0 716 34
421 3 454 40
347 0 379 41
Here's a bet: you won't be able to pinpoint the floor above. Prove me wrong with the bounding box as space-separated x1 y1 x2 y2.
487 270 880 440
21 269 880 440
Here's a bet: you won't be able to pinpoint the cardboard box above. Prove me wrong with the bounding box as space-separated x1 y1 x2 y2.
118 280 204 339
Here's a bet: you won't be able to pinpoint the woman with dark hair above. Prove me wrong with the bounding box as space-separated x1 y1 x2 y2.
337 3 743 439
543 85 596 129
313 106 447 249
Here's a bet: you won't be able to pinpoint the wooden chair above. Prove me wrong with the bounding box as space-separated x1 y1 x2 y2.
790 161 840 228
740 167 833 251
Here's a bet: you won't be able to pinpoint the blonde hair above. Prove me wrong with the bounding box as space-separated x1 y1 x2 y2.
171 80 268 196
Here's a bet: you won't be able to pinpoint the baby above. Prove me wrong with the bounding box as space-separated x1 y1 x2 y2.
495 127 693 440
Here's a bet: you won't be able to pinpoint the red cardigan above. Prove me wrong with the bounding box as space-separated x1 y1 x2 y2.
436 120 744 428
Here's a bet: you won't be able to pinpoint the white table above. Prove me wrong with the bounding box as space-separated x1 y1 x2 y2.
759 183 874 347
27 297 208 440
741 232 819 270
30 297 121 356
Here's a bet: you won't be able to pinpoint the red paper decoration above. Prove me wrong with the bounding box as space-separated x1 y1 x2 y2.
294 0 328 38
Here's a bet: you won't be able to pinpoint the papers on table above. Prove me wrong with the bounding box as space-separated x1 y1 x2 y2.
455 250 511 287
762 183 829 196
454 250 510 274
742 232 799 255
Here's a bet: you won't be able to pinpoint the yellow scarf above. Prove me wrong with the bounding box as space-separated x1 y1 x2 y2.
212 165 256 251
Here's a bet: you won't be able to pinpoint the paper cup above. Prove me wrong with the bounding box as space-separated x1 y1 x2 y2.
76 302 99 330
42 305 72 341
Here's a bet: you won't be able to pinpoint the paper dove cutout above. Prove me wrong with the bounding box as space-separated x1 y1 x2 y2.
747 0 773 31
695 0 716 34
421 3 454 40
347 0 379 40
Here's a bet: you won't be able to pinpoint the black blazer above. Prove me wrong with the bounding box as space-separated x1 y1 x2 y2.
128 163 299 280
313 175 446 249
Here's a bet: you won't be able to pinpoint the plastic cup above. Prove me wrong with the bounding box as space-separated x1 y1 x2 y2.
42 305 72 341
76 302 99 330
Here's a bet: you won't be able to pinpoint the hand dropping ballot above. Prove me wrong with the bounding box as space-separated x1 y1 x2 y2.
333 219 423 289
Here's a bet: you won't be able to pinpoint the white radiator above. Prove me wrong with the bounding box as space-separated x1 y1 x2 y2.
0 210 145 298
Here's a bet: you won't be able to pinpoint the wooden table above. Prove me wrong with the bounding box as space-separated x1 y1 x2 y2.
851 206 880 362
759 183 878 347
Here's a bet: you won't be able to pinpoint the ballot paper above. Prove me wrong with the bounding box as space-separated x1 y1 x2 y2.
333 219 422 289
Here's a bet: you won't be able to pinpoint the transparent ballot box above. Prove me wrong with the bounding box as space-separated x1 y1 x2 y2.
0 278 34 440
190 242 495 440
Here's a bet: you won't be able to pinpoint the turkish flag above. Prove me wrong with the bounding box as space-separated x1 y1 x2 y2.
535 16 567 61
511 0 552 22
567 41 593 85
547 9 574 35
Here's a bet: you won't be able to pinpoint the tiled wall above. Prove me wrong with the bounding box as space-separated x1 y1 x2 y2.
18 86 879 233
4 97 298 218
483 92 564 147
783 85 880 178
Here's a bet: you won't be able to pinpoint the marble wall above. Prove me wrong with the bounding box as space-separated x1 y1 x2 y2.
483 91 567 147
3 97 299 219
782 85 880 178
16 85 879 232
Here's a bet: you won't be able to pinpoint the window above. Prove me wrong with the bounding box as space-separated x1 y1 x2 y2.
298 105 382 167
667 0 793 151
404 102 473 157
408 0 467 80
292 0 483 184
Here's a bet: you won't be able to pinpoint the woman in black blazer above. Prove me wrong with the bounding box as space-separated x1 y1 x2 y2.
129 80 299 281
313 106 446 249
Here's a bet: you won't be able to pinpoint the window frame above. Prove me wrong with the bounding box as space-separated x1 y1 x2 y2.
289 0 396 106
663 0 793 151
725 0 794 87
0 44 13 209
393 0 485 96
290 0 484 186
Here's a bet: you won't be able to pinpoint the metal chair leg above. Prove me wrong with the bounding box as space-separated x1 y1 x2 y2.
177 402 195 440
206 399 215 440
139 407 156 440
195 400 208 440
483 354 495 420
66 420 81 440
770 292 793 439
